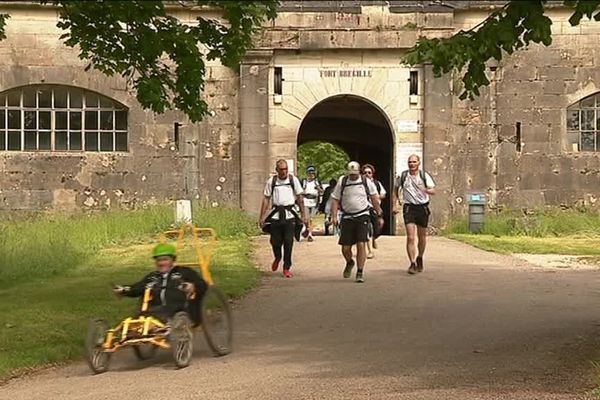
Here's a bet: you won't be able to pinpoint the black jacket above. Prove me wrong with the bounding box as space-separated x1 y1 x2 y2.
319 186 334 213
122 266 207 323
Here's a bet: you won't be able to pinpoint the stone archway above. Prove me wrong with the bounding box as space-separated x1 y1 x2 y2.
297 94 395 234
239 52 424 224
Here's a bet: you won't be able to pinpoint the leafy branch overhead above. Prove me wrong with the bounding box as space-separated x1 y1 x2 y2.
0 1 278 122
403 0 600 100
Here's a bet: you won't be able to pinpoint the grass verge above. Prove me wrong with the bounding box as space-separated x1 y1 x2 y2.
0 205 260 380
446 234 600 256
443 207 600 256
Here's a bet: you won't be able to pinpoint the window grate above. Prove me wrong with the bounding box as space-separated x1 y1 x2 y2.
0 85 128 152
274 67 283 96
409 71 419 96
567 93 600 152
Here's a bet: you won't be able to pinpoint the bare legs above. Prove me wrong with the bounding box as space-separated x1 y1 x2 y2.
406 223 417 263
417 226 427 258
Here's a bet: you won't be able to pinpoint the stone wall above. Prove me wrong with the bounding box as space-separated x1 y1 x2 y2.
0 4 240 211
446 7 600 216
2 1 600 228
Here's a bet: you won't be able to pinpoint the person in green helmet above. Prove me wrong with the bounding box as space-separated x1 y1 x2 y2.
112 243 207 325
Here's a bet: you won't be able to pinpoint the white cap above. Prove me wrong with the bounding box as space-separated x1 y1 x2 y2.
347 161 360 174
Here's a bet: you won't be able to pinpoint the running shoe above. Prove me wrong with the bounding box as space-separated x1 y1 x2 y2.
343 259 355 278
407 262 418 275
416 256 424 272
271 258 281 272
283 269 292 278
355 271 365 283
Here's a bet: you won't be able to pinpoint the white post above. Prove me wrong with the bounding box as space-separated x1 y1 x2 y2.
175 199 192 224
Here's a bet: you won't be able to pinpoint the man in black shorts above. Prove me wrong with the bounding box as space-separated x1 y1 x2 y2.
393 154 436 274
331 161 383 283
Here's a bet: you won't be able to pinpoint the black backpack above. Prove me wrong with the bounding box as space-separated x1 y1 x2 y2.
301 178 322 203
374 180 383 195
301 178 321 190
270 174 297 196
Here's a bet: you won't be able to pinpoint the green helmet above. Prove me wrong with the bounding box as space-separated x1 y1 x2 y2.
152 243 176 259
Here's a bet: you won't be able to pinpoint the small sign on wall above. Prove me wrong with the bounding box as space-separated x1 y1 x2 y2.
396 143 423 175
397 120 419 133
286 159 295 175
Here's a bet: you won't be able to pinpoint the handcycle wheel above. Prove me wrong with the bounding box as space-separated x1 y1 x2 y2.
201 286 233 356
132 344 158 360
85 319 111 374
169 312 193 369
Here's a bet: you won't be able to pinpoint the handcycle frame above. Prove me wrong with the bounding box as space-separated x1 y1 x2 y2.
86 224 232 373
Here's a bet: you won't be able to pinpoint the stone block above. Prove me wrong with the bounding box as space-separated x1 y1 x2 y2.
240 141 269 158
542 79 566 95
269 142 297 160
292 81 319 109
533 93 567 109
502 64 538 81
240 122 268 141
208 65 236 81
537 66 576 81
497 80 543 96
281 67 304 82
281 95 310 119
270 124 298 144
579 21 600 34
422 13 454 29
240 106 268 125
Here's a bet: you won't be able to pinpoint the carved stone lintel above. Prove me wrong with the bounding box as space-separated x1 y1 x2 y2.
241 49 274 65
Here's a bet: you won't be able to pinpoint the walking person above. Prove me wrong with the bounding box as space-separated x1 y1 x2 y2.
331 161 384 283
392 154 435 274
320 178 337 235
361 164 386 259
301 165 323 242
260 159 307 278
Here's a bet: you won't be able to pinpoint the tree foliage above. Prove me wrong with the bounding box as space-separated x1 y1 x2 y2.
297 141 350 182
0 1 278 122
403 0 600 100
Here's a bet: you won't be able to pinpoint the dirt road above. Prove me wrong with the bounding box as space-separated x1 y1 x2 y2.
2 236 599 399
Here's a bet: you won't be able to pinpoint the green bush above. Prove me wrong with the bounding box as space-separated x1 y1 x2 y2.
444 207 600 237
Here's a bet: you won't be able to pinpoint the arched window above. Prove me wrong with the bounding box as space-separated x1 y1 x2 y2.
0 85 128 152
567 93 600 152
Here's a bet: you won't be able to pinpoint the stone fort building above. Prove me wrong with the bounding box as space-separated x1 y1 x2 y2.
1 1 599 234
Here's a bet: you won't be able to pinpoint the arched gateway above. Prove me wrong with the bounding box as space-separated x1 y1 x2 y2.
239 50 424 235
298 95 395 233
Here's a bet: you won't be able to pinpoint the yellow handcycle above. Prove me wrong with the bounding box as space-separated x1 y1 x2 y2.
85 225 233 374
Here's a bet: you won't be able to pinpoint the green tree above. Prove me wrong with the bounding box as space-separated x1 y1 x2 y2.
0 1 278 122
403 0 599 100
297 141 350 182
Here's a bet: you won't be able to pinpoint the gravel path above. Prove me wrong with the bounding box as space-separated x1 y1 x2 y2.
2 236 599 399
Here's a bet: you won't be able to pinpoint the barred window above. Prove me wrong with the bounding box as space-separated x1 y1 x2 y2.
0 85 128 152
567 93 600 152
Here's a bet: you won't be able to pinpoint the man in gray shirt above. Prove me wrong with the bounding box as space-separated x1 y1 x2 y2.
331 161 383 283
393 154 436 274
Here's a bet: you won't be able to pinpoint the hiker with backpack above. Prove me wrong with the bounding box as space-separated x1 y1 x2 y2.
259 159 307 278
330 161 384 283
321 178 337 236
392 154 436 275
361 164 386 259
301 165 323 242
